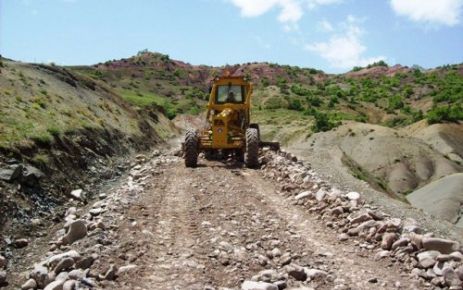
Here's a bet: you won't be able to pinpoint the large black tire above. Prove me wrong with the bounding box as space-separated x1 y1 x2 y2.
249 123 260 141
245 128 259 168
184 129 199 167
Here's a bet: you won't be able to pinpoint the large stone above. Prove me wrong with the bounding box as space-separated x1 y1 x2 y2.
350 213 372 225
44 280 64 290
391 237 410 250
61 220 87 245
315 189 326 201
241 281 278 290
20 165 44 187
417 250 440 269
305 269 328 280
21 278 37 290
70 189 85 201
46 250 81 268
422 237 460 254
295 191 312 200
53 257 74 274
116 264 137 276
0 255 5 269
63 280 76 290
75 254 96 269
30 265 49 288
381 233 398 250
286 264 307 281
13 238 29 248
0 165 22 182
346 191 360 200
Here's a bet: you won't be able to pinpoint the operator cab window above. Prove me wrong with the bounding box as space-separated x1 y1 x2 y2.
216 85 245 104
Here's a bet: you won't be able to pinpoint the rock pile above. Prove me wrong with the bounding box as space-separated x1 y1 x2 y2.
18 153 174 289
260 149 463 289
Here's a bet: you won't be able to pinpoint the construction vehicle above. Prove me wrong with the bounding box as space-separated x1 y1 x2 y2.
183 73 279 168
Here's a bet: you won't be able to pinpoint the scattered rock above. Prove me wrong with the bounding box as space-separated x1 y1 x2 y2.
286 264 307 281
63 280 76 290
47 250 81 268
374 250 390 261
30 265 49 288
70 189 85 201
368 277 378 283
116 264 137 276
417 251 440 269
61 220 87 245
241 280 278 290
13 238 29 248
422 237 460 254
391 237 410 250
89 208 102 216
338 233 349 241
53 257 74 274
44 280 64 290
346 191 360 200
381 233 398 250
305 268 328 281
75 254 96 269
21 278 37 290
68 269 85 280
295 191 312 200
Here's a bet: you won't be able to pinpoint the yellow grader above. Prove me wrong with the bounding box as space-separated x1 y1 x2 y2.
183 73 279 168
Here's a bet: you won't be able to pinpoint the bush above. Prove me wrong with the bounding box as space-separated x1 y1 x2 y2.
307 96 322 107
427 105 463 124
312 111 337 132
288 98 303 111
388 95 404 111
290 84 309 96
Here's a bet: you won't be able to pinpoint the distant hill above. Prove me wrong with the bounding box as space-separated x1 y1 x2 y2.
70 51 463 131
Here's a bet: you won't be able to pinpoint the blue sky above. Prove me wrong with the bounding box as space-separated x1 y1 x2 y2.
1 0 462 73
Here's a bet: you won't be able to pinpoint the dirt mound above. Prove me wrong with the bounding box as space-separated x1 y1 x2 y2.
300 122 462 196
406 121 463 164
407 173 463 227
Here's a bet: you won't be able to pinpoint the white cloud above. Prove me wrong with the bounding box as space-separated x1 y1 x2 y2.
306 16 386 69
318 19 334 31
390 0 463 26
229 0 341 25
307 0 343 9
230 0 303 23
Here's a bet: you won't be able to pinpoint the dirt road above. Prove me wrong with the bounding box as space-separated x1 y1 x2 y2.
3 151 439 290
73 153 423 290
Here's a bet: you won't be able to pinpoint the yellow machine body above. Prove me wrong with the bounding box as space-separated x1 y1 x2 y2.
198 76 252 150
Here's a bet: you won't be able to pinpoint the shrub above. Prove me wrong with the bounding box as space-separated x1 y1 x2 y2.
288 98 303 111
388 95 404 111
290 84 311 96
312 111 337 132
427 105 463 124
306 96 322 107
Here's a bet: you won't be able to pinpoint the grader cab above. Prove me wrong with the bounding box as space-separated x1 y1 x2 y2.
183 74 279 168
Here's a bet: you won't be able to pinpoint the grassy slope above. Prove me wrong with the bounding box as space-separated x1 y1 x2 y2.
0 59 173 153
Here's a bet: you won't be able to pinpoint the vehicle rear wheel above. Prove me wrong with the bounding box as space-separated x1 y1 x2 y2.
245 128 259 168
184 129 199 167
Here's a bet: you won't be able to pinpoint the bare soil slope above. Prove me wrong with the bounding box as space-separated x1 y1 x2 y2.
407 173 463 227
285 121 463 227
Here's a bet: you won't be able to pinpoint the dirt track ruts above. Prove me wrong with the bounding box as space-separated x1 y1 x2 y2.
92 155 421 290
